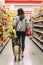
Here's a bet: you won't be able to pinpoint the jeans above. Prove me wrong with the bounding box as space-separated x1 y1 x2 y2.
16 31 26 52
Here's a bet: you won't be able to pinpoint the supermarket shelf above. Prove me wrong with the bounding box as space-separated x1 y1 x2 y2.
32 14 43 18
32 14 40 18
32 38 43 51
0 38 10 54
33 35 43 42
33 20 43 23
33 25 43 27
33 29 43 34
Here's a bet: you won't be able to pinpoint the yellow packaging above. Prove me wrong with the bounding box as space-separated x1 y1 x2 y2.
3 13 8 19
12 29 16 35
2 25 5 32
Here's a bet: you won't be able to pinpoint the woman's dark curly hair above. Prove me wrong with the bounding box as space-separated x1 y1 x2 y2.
17 8 24 16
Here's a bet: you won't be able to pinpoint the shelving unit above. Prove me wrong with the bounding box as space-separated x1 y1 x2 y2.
32 38 43 50
33 25 43 27
32 14 43 51
0 4 17 53
33 35 43 42
32 20 43 23
0 5 10 53
33 29 43 34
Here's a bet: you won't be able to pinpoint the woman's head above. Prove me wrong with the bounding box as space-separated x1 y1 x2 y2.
17 8 24 20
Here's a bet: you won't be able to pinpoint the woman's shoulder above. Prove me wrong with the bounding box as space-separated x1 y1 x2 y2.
15 16 19 20
24 15 28 21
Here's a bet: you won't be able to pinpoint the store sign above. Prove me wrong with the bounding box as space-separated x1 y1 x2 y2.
24 11 32 14
5 0 43 4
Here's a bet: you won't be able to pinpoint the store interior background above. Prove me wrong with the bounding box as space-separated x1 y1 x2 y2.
0 0 43 65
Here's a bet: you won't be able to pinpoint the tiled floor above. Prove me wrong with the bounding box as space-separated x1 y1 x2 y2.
0 36 43 65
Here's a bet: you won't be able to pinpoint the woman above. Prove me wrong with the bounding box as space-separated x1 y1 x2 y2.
13 8 29 57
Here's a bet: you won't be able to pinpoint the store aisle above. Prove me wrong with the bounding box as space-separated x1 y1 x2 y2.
0 37 43 65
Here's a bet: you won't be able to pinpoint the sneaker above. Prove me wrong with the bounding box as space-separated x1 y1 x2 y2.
21 52 24 58
18 58 20 61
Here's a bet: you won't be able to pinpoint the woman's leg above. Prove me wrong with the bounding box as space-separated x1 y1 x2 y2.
21 32 26 57
22 35 25 52
16 31 20 41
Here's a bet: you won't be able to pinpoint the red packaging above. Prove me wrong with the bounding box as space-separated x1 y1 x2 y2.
26 27 32 36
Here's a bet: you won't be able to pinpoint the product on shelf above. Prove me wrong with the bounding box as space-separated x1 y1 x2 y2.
34 22 43 25
39 34 43 40
0 25 3 47
39 2 43 15
34 27 43 32
39 16 43 20
33 16 40 21
33 32 38 37
34 7 40 15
